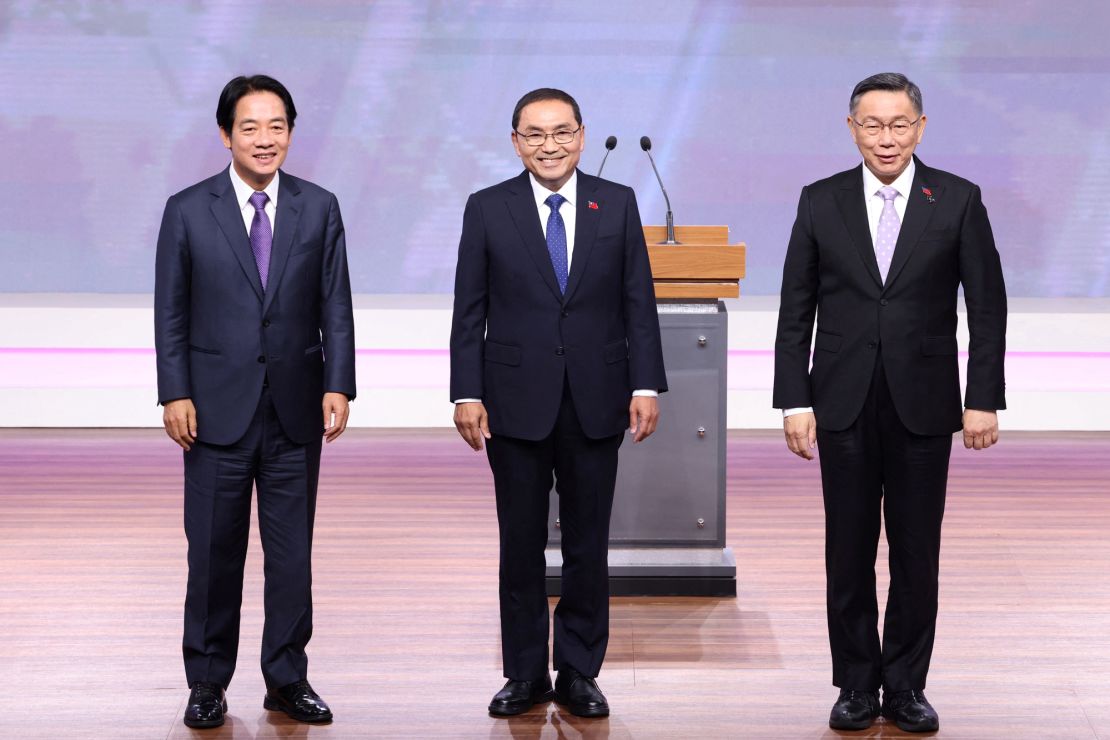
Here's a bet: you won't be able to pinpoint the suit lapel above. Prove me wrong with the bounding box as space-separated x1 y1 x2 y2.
834 165 883 289
209 172 264 302
261 172 303 315
505 171 563 302
563 171 599 304
883 157 941 291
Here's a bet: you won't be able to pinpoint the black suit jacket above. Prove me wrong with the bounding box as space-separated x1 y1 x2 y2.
773 157 1006 435
155 168 356 446
450 170 667 441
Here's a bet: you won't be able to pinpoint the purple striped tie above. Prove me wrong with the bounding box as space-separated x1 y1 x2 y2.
249 191 272 290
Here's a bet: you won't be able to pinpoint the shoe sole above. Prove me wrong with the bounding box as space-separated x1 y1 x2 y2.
554 696 610 718
488 690 555 716
829 717 875 731
263 696 333 723
882 710 939 733
887 718 939 732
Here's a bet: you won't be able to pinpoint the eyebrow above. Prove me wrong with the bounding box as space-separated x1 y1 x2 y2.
238 117 287 126
521 124 574 132
859 116 914 123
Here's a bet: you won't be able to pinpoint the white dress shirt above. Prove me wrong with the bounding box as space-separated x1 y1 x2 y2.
782 160 916 420
862 157 914 245
228 165 279 236
530 171 578 268
454 170 657 403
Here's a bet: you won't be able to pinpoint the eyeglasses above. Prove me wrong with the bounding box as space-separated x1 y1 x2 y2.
851 117 921 138
513 127 581 147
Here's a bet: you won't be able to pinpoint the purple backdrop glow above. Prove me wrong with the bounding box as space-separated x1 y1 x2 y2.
2 1 1108 297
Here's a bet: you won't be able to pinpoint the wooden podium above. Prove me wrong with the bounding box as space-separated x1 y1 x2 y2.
546 225 745 596
644 225 745 299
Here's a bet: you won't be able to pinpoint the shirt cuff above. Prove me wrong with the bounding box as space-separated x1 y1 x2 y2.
457 393 660 402
783 407 813 418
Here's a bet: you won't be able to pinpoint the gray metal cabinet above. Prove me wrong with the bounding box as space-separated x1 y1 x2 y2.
546 302 736 595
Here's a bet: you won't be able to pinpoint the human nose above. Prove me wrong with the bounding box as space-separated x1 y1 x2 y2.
540 134 560 152
877 124 896 146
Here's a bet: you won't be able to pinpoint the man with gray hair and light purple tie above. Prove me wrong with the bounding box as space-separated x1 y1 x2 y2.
773 72 1007 733
155 74 355 729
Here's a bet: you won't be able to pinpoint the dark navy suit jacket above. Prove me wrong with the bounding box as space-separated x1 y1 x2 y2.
773 157 1007 435
155 168 356 446
450 170 667 441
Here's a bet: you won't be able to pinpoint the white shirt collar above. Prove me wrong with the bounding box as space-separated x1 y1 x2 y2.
861 157 915 200
228 164 280 209
528 170 577 210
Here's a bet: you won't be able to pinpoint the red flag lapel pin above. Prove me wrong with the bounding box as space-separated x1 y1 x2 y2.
588 200 599 210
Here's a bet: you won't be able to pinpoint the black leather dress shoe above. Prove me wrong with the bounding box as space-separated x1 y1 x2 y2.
183 682 227 729
263 679 333 723
882 689 939 732
554 668 609 718
828 688 880 730
488 675 554 716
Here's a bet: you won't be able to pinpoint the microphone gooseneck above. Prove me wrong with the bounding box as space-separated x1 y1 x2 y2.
596 135 618 178
640 136 679 244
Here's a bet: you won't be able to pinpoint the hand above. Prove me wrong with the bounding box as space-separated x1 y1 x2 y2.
454 402 491 451
323 392 350 443
629 396 659 443
784 412 817 460
962 409 998 450
163 398 197 451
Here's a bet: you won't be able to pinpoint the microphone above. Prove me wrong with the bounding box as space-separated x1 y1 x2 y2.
596 135 617 177
639 136 680 244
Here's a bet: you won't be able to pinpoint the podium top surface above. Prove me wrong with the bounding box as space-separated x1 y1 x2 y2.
643 225 731 245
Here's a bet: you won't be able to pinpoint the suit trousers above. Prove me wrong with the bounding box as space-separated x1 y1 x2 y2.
182 386 322 689
816 351 952 692
485 379 623 680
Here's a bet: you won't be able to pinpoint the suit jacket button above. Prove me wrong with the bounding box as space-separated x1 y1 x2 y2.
257 355 266 363
555 347 565 356
262 319 271 327
880 299 888 306
561 310 569 317
867 342 877 349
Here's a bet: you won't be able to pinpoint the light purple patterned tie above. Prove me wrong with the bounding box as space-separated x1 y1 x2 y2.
875 185 900 283
249 191 272 290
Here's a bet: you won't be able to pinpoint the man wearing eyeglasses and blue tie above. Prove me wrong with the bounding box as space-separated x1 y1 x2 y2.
450 88 667 719
773 73 1007 732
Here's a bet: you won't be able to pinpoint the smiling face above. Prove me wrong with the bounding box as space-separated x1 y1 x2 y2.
219 91 291 189
848 89 926 185
512 99 583 192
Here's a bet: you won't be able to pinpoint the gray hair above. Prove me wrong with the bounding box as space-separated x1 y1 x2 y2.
849 73 923 116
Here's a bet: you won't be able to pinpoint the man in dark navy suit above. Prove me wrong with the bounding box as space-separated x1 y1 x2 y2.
774 73 1007 733
155 75 354 729
450 88 667 718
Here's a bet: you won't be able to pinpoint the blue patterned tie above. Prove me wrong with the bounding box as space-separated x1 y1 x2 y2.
544 193 568 293
249 191 272 290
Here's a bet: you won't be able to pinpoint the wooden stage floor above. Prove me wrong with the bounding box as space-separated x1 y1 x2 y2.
2 429 1108 739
